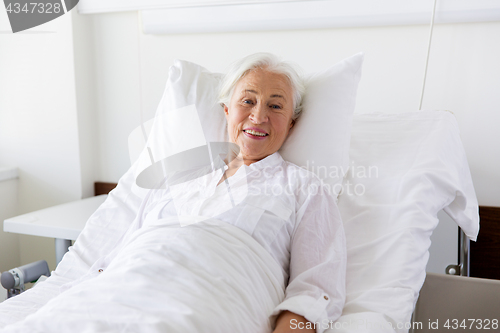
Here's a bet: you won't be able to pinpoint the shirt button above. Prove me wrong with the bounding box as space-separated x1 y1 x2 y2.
98 269 103 273
324 296 329 300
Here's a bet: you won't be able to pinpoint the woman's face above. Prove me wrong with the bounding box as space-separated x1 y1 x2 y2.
224 69 295 165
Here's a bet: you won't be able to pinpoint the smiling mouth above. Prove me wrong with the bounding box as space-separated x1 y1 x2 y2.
243 129 268 137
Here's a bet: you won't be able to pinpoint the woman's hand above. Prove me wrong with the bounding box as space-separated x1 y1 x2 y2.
272 310 315 333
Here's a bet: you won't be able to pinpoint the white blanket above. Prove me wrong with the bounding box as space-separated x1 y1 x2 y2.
1 218 285 333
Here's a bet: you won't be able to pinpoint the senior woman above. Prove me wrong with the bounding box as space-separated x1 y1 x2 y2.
213 53 347 332
138 53 346 333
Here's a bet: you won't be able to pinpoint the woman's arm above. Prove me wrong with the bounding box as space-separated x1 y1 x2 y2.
270 179 346 333
273 310 315 333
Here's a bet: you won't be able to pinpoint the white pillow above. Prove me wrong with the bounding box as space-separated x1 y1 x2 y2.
133 53 364 196
333 111 479 332
280 53 364 195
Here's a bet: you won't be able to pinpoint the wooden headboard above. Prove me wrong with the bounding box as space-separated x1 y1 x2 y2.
94 182 118 196
471 206 500 280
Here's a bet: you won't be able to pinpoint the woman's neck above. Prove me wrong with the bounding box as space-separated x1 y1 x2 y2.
217 154 245 186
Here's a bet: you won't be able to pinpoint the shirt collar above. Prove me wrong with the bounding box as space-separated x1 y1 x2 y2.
247 151 283 170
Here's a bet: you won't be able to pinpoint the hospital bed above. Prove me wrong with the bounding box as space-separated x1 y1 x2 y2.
411 273 500 333
0 54 484 333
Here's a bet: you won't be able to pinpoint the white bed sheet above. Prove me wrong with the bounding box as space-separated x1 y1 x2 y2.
0 162 144 328
1 218 285 332
326 111 479 333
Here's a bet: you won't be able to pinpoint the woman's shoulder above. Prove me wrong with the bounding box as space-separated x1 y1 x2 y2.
278 159 336 202
253 152 329 193
280 158 324 185
279 160 339 217
252 153 338 211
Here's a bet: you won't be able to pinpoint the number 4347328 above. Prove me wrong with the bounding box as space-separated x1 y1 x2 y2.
444 319 498 330
5 3 63 14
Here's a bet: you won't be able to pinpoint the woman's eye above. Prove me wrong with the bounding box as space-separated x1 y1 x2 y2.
243 99 253 104
270 104 282 110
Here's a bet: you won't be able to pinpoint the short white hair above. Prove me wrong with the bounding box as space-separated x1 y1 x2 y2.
218 53 305 120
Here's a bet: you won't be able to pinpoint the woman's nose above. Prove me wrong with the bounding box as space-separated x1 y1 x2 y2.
250 104 268 123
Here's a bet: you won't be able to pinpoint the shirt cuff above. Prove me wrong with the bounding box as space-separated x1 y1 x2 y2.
271 293 332 333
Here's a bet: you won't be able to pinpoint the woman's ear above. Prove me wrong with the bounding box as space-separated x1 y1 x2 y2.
290 118 295 129
223 104 229 115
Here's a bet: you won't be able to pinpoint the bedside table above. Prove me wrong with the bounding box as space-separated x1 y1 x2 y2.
3 195 107 264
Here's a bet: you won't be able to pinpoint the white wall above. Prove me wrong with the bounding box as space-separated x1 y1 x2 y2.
72 11 142 184
0 10 83 271
0 177 19 275
0 175 18 302
76 11 500 209
71 10 100 199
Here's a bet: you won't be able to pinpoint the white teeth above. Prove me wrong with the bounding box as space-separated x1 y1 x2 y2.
244 130 267 136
